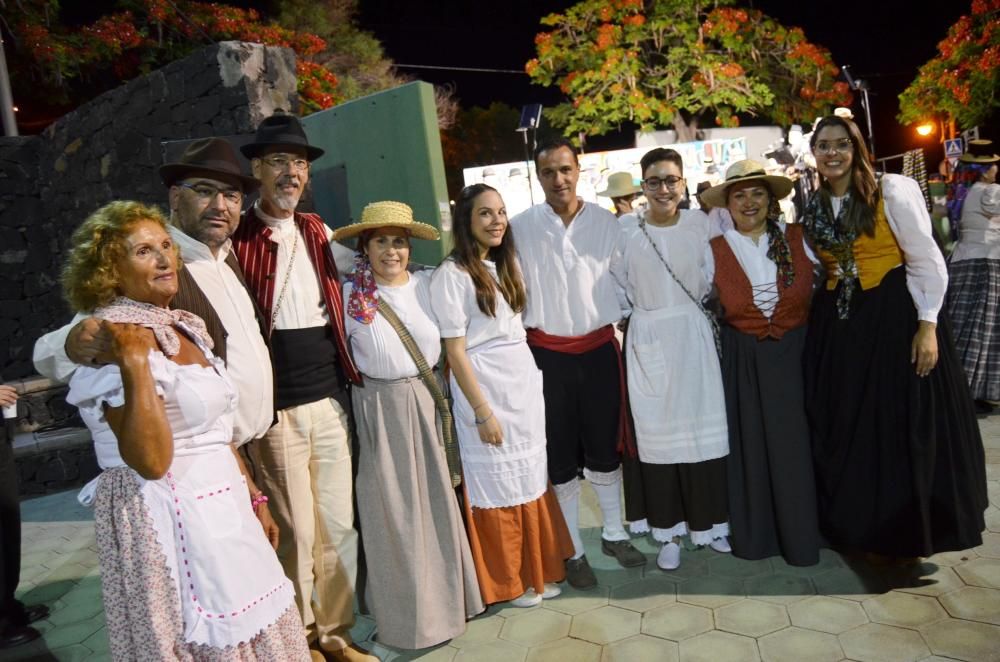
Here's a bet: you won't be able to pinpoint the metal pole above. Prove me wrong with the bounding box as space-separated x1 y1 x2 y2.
861 88 875 158
0 32 18 137
521 130 534 206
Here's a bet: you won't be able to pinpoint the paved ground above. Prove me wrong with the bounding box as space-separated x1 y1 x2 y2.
7 412 1000 662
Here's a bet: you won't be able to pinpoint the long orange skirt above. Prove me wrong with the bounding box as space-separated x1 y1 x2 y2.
463 487 575 604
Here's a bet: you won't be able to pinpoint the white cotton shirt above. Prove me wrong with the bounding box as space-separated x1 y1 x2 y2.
430 258 526 348
343 270 441 379
950 181 1000 262
170 227 273 445
254 202 329 330
509 200 623 336
829 174 948 322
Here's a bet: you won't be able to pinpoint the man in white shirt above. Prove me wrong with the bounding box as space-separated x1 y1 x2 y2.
230 114 374 662
509 138 646 590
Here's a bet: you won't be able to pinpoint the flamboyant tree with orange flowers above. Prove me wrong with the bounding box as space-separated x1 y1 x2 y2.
898 0 1000 133
7 0 340 117
527 0 851 142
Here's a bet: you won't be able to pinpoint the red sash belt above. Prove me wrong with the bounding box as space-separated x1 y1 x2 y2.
526 325 637 458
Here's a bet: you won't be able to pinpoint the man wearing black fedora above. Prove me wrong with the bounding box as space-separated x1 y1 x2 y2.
230 114 374 662
33 137 282 544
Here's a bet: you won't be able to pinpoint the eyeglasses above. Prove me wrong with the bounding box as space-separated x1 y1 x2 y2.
178 182 242 205
813 139 853 156
642 175 684 190
261 156 310 171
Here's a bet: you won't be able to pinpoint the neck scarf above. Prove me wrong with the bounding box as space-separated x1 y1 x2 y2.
803 190 858 319
347 253 379 325
764 200 795 289
94 297 214 356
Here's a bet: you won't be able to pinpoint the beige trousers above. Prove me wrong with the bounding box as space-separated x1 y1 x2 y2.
249 397 358 652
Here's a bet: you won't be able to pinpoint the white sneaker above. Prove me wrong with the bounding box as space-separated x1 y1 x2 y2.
657 542 681 571
509 589 543 608
709 536 732 553
540 583 562 599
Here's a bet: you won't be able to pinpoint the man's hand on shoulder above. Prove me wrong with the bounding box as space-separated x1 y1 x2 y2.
65 317 113 367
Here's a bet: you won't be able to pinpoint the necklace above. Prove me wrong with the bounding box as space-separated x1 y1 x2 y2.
269 227 299 334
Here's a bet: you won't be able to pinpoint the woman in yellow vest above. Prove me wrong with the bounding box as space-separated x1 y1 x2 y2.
802 116 987 562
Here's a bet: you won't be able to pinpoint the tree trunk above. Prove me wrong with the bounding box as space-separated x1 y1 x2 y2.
672 114 701 143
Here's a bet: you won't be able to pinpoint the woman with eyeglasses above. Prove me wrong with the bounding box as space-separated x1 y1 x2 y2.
611 148 730 572
802 116 987 564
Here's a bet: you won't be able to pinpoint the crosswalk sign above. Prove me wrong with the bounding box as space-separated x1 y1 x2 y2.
945 138 965 158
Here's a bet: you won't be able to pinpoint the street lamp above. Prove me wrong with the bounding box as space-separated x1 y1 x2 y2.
916 123 935 137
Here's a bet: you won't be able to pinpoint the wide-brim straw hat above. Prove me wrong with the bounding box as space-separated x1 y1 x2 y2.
330 201 440 242
598 172 641 198
699 159 794 209
960 139 999 164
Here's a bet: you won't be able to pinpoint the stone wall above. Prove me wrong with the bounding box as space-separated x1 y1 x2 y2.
0 41 298 381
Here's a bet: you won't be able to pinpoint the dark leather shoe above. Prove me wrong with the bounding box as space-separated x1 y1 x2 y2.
564 555 598 590
0 625 41 649
601 538 647 568
21 604 49 625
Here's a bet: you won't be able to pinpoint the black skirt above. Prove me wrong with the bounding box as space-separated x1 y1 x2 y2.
722 325 821 566
804 266 988 557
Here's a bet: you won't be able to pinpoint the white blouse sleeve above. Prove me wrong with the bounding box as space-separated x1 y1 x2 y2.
881 174 948 323
609 221 633 317
429 261 471 338
978 182 1000 219
32 313 89 383
66 349 176 422
703 242 716 286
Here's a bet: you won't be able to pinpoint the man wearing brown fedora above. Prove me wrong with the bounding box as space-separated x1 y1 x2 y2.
229 114 374 662
33 140 281 538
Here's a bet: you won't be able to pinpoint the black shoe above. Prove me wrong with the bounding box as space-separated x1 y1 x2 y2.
20 604 49 626
564 555 598 590
0 625 41 649
601 538 647 568
974 400 995 415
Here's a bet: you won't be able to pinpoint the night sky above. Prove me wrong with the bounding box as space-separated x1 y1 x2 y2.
358 0 975 162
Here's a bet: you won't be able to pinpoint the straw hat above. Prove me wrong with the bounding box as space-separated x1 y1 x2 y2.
959 139 999 164
698 159 795 209
330 201 440 241
597 172 641 198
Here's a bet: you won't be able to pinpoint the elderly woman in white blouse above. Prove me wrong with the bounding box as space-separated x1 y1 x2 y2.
333 202 482 651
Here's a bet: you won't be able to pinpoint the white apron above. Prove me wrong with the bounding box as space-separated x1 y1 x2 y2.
450 338 549 509
627 303 729 464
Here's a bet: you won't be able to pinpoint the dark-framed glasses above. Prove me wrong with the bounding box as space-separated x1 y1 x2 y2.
178 182 242 204
261 156 310 171
813 139 853 156
642 175 684 190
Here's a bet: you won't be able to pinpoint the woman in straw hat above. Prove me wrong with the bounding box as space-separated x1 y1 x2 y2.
701 160 821 566
611 148 730 572
802 115 987 562
430 184 574 608
945 139 1000 414
332 202 483 650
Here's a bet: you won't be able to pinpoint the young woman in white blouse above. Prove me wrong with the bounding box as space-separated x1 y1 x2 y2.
333 202 483 651
431 184 573 608
802 116 987 562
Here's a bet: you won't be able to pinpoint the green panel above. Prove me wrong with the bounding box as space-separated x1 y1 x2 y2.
301 81 452 267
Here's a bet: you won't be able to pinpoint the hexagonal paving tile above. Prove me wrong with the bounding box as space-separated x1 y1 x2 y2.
591 565 647 588
653 549 711 581
745 573 816 605
939 585 1000 625
679 631 761 662
499 609 571 647
715 599 789 637
811 567 887 601
862 592 947 629
925 550 976 567
758 627 843 662
976 532 1000 559
542 585 610 616
609 577 677 612
986 506 1000 533
641 603 713 641
788 595 869 634
451 616 503 648
896 564 965 598
955 556 1000 589
921 618 1000 661
453 640 527 662
569 605 641 645
525 637 601 662
600 634 679 662
838 623 930 662
707 554 773 579
676 575 745 609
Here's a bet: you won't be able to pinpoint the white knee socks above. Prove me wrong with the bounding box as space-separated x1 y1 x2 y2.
553 478 586 559
584 467 630 542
